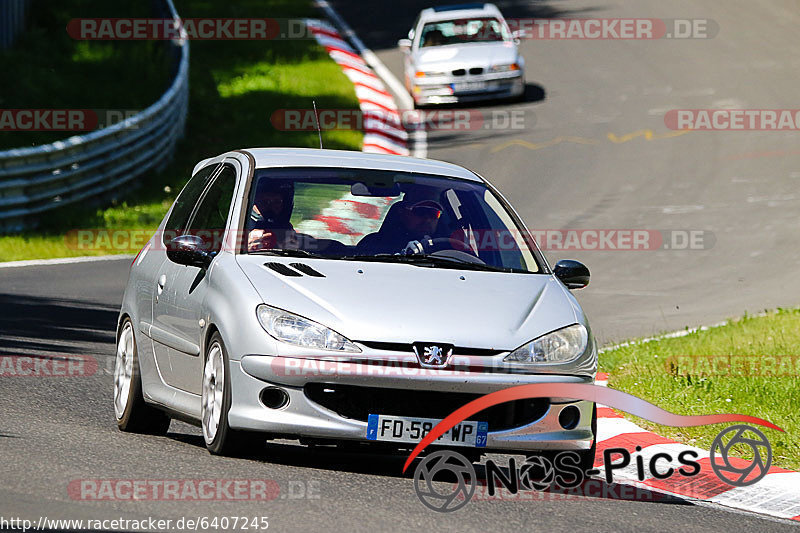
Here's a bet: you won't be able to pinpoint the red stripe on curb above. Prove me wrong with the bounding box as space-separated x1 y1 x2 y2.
362 143 405 155
341 63 380 79
353 82 393 98
597 407 623 418
315 216 353 234
342 201 381 220
324 46 364 63
309 27 342 40
364 127 408 145
596 432 675 465
359 99 399 115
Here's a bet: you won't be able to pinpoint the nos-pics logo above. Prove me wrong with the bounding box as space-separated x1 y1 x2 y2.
413 425 772 512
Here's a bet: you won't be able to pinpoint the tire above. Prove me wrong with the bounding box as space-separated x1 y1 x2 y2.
202 332 264 456
578 404 598 472
114 318 171 434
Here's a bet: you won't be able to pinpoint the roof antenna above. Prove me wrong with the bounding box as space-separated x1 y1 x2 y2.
312 100 323 149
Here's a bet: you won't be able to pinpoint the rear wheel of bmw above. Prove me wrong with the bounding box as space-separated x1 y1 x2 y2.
202 332 263 456
114 318 171 434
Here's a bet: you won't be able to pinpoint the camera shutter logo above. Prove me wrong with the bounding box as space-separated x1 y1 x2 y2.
413 450 476 512
518 455 556 491
710 425 772 487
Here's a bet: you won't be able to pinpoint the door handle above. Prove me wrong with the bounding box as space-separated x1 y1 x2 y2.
156 274 166 302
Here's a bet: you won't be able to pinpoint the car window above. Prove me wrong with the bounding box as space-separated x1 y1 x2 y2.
185 165 237 255
243 167 541 273
163 164 219 245
420 17 509 47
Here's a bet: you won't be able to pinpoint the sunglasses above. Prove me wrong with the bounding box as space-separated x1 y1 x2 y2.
408 205 442 219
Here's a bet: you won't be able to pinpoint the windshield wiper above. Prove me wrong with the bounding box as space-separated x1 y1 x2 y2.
249 249 326 259
339 253 526 273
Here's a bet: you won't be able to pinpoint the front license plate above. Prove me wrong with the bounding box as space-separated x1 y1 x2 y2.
366 414 488 448
451 81 488 93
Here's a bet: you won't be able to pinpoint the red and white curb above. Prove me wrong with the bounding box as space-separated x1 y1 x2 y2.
296 18 412 242
594 372 800 522
295 194 398 246
306 19 409 157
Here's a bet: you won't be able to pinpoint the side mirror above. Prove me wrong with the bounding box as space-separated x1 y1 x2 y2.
511 29 524 41
398 38 412 51
166 234 214 268
553 260 590 290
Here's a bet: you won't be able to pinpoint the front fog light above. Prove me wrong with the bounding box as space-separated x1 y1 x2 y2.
504 324 588 365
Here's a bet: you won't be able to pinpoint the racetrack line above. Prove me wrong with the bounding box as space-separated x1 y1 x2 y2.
3 260 800 531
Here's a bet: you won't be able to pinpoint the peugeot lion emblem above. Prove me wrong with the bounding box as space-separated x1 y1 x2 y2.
413 343 454 368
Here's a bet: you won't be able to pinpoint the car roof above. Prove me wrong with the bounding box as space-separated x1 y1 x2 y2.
420 3 502 23
239 148 484 183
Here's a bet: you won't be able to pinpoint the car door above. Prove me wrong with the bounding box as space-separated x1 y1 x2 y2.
151 163 221 386
164 162 238 394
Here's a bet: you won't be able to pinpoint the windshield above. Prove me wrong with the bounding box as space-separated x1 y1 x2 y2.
242 167 541 273
419 17 510 47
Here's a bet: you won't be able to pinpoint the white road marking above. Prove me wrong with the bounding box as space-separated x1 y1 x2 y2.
0 254 133 269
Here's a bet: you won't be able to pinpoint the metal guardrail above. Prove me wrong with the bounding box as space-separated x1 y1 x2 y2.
0 0 189 233
0 0 29 50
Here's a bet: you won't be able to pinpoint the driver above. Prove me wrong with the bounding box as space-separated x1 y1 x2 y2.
356 193 444 255
247 180 296 251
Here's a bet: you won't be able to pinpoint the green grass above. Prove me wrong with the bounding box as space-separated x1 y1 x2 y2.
0 0 171 150
600 307 800 470
0 0 363 262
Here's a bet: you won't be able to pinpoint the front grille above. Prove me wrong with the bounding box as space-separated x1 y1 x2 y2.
469 67 484 75
356 341 503 357
452 68 466 76
304 383 549 431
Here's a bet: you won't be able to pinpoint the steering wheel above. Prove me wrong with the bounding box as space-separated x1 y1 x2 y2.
403 237 486 264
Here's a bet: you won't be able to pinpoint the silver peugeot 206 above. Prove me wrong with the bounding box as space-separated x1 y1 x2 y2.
399 3 526 106
114 148 596 466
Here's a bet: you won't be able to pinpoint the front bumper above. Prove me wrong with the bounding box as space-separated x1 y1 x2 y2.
228 354 595 453
411 71 525 105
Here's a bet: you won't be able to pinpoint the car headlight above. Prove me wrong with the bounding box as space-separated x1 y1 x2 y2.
256 304 361 352
490 63 520 72
504 324 588 365
415 71 447 78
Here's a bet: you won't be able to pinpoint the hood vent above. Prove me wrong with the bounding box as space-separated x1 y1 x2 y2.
289 263 325 277
264 262 302 276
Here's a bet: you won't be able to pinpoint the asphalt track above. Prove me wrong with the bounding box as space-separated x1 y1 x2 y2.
2 0 800 530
